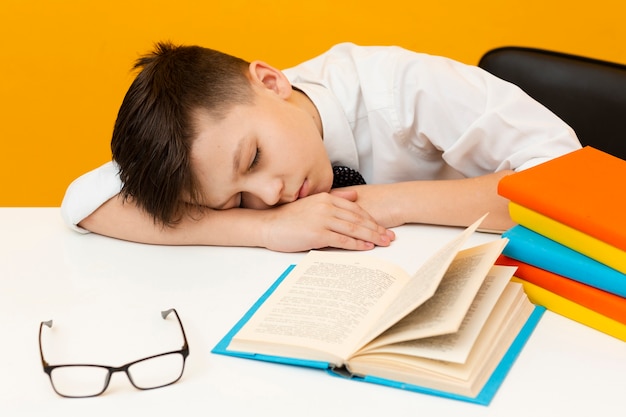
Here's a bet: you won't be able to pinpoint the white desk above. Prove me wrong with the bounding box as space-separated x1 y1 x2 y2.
1 208 625 416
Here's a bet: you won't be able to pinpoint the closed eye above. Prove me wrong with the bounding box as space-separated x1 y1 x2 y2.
249 147 261 170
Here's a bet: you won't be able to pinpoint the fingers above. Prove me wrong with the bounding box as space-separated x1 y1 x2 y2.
322 229 391 252
329 187 398 233
329 219 394 250
330 209 392 246
265 192 394 252
329 188 358 201
315 194 395 250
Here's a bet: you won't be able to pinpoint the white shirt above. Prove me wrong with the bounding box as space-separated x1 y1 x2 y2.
61 43 581 232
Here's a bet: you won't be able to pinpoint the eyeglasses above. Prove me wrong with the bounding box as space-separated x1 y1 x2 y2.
38 308 190 398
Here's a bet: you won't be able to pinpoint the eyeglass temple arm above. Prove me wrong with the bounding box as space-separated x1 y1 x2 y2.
161 309 189 351
39 320 53 367
38 310 188 367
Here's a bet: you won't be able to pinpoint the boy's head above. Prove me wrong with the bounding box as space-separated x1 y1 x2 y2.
112 42 333 226
112 42 253 225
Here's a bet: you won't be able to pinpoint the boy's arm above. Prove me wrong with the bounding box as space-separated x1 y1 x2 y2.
61 161 123 234
79 192 394 252
339 170 516 233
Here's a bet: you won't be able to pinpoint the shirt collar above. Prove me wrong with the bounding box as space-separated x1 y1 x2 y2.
291 82 360 170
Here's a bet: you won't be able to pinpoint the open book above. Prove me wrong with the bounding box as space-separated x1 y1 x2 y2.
212 216 544 405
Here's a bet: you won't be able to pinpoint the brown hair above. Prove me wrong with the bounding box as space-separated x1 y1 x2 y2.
111 42 253 226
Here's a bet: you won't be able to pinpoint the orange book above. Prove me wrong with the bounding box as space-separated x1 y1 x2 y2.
497 146 626 251
497 255 626 325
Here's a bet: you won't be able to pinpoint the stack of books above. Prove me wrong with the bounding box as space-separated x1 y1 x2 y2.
496 146 626 341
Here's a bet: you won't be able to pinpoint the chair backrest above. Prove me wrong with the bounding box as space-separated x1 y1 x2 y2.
479 46 626 160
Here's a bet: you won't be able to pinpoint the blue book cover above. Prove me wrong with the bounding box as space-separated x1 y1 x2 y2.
502 225 626 298
212 265 544 406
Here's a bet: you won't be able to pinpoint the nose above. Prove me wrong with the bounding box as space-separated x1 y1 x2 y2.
243 177 284 208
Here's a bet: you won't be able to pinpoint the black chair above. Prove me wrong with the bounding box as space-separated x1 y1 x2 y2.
478 46 626 160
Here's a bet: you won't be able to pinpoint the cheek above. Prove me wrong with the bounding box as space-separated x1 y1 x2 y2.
218 194 243 210
241 193 273 209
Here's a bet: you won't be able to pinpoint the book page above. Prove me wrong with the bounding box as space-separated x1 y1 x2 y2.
228 250 412 363
345 283 533 397
355 265 516 363
354 215 489 349
360 239 508 351
228 215 489 363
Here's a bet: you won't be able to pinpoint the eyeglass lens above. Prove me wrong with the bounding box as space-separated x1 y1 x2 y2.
127 353 185 389
50 353 185 397
51 365 109 397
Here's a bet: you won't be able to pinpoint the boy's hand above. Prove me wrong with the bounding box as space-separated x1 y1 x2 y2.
331 186 405 228
261 192 395 252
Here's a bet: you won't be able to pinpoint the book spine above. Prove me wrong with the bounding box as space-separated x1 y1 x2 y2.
498 256 626 325
502 226 626 298
508 202 626 274
511 277 626 342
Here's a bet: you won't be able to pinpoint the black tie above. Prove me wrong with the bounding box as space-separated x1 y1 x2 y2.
332 166 366 188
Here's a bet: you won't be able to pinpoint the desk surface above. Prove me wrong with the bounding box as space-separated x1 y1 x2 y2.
2 208 625 416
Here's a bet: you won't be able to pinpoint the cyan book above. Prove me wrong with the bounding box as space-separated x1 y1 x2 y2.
212 219 544 405
502 225 626 298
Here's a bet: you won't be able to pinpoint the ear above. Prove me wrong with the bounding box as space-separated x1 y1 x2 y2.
248 60 293 99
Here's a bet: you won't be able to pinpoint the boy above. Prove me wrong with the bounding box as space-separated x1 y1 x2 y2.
61 42 581 252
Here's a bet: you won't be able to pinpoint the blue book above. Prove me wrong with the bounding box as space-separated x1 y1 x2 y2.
502 225 626 298
212 262 544 406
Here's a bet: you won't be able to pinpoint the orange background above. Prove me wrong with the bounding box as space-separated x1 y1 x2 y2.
2 0 625 206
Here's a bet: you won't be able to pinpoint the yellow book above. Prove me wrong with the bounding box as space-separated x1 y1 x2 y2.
511 277 626 342
509 202 626 274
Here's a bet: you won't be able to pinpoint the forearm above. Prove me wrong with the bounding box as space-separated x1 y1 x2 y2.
400 171 515 232
79 193 394 252
353 171 516 232
79 195 267 247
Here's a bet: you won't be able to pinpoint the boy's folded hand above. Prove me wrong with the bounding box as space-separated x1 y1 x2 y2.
261 192 395 253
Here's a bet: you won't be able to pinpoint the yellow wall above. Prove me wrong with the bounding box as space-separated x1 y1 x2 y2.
2 0 625 206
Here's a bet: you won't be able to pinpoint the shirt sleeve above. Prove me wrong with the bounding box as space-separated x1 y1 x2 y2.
60 161 123 233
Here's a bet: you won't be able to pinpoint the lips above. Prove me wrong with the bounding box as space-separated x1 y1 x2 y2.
297 178 310 199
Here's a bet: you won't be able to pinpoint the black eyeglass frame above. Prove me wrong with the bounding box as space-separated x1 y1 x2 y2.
38 308 190 398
